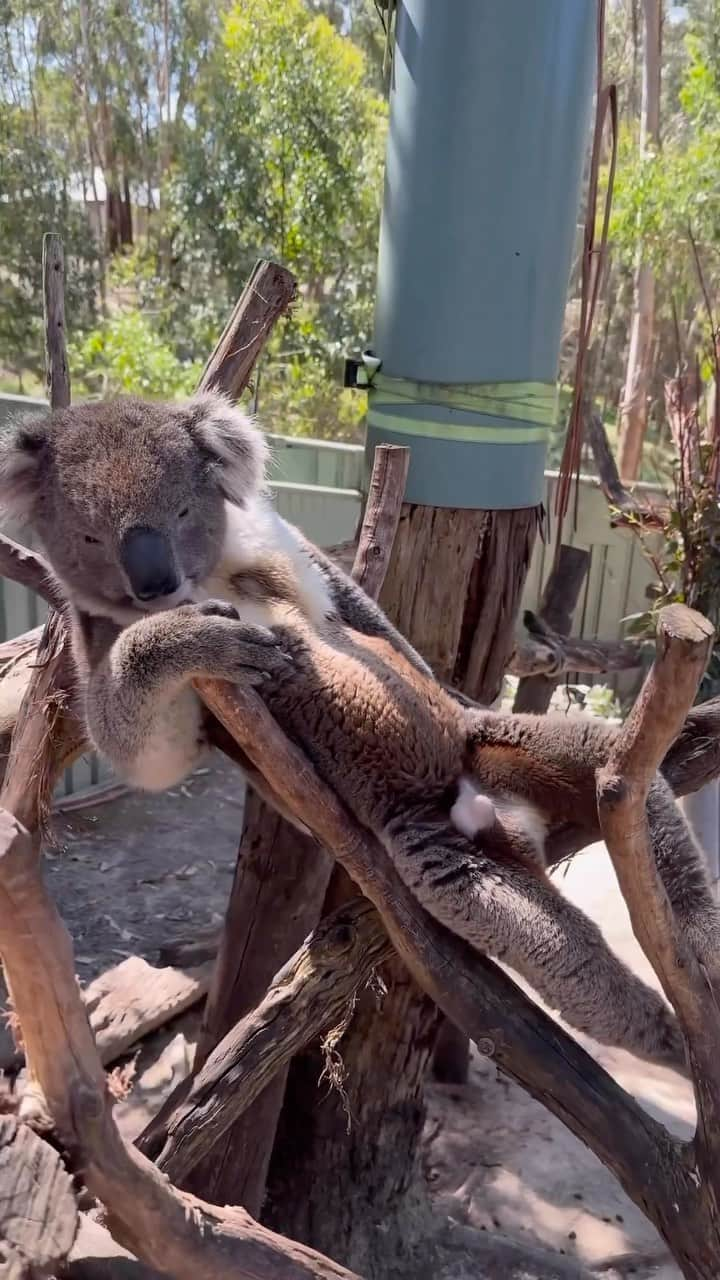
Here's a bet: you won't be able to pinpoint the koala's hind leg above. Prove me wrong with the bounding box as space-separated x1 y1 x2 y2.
647 776 720 977
382 803 686 1072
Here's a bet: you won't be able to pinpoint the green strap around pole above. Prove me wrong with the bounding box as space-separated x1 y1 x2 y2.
366 375 555 508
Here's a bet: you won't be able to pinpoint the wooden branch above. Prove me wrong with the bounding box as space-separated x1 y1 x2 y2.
0 538 62 610
508 612 643 679
138 899 391 1176
586 412 666 529
43 232 71 410
0 811 358 1280
597 604 720 1273
0 1114 78 1277
193 672 716 1256
0 612 84 833
351 445 409 594
513 545 589 711
598 605 716 1043
197 260 297 399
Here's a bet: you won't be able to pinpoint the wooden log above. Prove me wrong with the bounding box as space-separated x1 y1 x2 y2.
86 956 213 1066
0 1114 78 1278
173 268 317 1215
198 259 297 400
182 445 410 1216
137 899 391 1176
2 953 213 1073
453 506 541 702
513 545 589 711
181 795 333 1210
348 444 409 597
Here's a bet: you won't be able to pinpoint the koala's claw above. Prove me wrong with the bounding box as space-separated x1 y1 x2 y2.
196 599 240 621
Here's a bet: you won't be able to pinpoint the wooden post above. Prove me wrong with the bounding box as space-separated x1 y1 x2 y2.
42 233 71 411
264 500 540 1270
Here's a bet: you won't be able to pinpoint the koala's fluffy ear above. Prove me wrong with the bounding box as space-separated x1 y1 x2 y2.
180 392 269 506
0 415 50 523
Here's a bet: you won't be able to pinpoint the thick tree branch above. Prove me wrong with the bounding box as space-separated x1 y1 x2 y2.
138 899 391 1176
0 538 61 610
586 411 665 529
193 672 712 1254
43 233 71 411
597 605 720 1274
508 610 643 679
513 545 589 711
0 808 358 1280
598 607 720 1187
198 259 297 399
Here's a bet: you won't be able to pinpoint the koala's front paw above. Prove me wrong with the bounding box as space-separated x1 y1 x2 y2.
188 605 293 687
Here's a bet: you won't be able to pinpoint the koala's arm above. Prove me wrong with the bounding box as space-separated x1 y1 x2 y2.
304 541 434 678
75 602 290 791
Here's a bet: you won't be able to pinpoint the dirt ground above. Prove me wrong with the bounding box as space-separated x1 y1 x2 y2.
4 757 692 1279
46 757 244 979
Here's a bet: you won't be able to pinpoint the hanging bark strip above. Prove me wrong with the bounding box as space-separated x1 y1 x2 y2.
556 0 618 527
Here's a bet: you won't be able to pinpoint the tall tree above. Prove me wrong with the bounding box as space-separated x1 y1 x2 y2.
617 0 662 480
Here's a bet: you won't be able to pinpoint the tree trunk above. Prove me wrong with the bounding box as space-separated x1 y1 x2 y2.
617 0 661 482
182 791 332 1214
120 173 133 247
265 505 540 1274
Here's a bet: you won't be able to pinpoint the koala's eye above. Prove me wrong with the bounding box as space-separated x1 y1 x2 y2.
84 534 100 545
178 507 190 520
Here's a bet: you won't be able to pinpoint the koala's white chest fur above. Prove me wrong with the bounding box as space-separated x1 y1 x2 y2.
194 498 335 630
124 685 206 791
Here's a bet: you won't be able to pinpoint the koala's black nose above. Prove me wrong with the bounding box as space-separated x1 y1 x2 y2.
121 526 181 601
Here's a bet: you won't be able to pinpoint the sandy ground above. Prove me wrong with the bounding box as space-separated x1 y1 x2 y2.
2 758 695 1278
423 846 693 1279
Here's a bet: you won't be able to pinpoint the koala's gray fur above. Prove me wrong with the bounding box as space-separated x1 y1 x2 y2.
2 391 717 1074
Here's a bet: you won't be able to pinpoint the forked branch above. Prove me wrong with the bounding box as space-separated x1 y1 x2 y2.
194 663 717 1267
598 604 720 1239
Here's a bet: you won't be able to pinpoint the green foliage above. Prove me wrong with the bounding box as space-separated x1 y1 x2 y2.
158 0 386 436
608 5 720 294
622 434 720 703
0 0 386 433
69 312 201 399
0 104 98 386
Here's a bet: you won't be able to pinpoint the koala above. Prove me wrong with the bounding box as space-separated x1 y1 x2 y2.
0 393 430 793
1 391 717 1073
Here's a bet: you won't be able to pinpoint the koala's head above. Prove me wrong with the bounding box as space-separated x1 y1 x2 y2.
0 392 268 620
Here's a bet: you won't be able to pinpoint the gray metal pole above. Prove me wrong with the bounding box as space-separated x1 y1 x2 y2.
366 0 596 510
